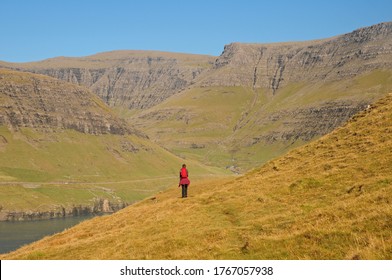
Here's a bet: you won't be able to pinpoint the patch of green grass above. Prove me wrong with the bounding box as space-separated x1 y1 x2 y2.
26 251 46 260
0 167 50 182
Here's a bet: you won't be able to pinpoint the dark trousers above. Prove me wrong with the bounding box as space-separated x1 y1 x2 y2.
181 184 188 198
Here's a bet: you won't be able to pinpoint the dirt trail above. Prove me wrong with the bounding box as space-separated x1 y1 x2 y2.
0 176 177 187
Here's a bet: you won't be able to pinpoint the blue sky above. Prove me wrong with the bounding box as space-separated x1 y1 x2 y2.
1 0 391 62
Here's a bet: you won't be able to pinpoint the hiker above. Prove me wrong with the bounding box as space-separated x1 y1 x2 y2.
179 164 190 198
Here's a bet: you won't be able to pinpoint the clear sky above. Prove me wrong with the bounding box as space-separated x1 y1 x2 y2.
1 0 391 62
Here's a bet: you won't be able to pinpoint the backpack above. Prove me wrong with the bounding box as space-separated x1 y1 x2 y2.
181 167 187 178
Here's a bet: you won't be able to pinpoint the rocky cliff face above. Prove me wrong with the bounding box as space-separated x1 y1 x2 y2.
201 22 392 93
1 51 215 109
245 100 369 146
0 69 140 135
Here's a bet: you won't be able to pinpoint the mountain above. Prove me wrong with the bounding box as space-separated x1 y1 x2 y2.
131 22 392 171
2 91 391 260
0 51 215 109
2 22 392 173
0 69 228 220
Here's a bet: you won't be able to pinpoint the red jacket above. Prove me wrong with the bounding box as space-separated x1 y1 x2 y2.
179 168 190 185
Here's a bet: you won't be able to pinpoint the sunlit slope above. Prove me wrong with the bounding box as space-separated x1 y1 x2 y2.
3 93 391 260
133 70 392 172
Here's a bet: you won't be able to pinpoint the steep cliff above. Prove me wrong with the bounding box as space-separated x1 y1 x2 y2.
1 51 215 109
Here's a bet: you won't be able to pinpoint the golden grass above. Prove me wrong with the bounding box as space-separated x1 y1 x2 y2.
2 93 392 260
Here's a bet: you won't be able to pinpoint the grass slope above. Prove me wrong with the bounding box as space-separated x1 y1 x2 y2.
3 93 391 260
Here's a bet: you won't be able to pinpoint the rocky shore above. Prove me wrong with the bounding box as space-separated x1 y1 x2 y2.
0 199 128 222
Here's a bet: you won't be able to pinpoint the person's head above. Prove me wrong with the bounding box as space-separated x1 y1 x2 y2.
182 164 186 168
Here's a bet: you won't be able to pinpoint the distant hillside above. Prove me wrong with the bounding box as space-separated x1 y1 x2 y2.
3 92 391 260
0 70 229 220
133 22 392 171
0 51 215 109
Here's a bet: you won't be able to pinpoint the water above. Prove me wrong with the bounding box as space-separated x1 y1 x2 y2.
0 215 93 254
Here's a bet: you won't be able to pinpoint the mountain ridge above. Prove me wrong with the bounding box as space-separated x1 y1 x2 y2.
200 21 392 90
0 51 216 109
1 22 391 106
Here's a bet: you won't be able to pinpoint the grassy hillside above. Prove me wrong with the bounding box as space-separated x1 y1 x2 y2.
3 92 391 260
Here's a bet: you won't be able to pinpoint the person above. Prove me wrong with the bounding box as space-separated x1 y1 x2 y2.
179 164 190 198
